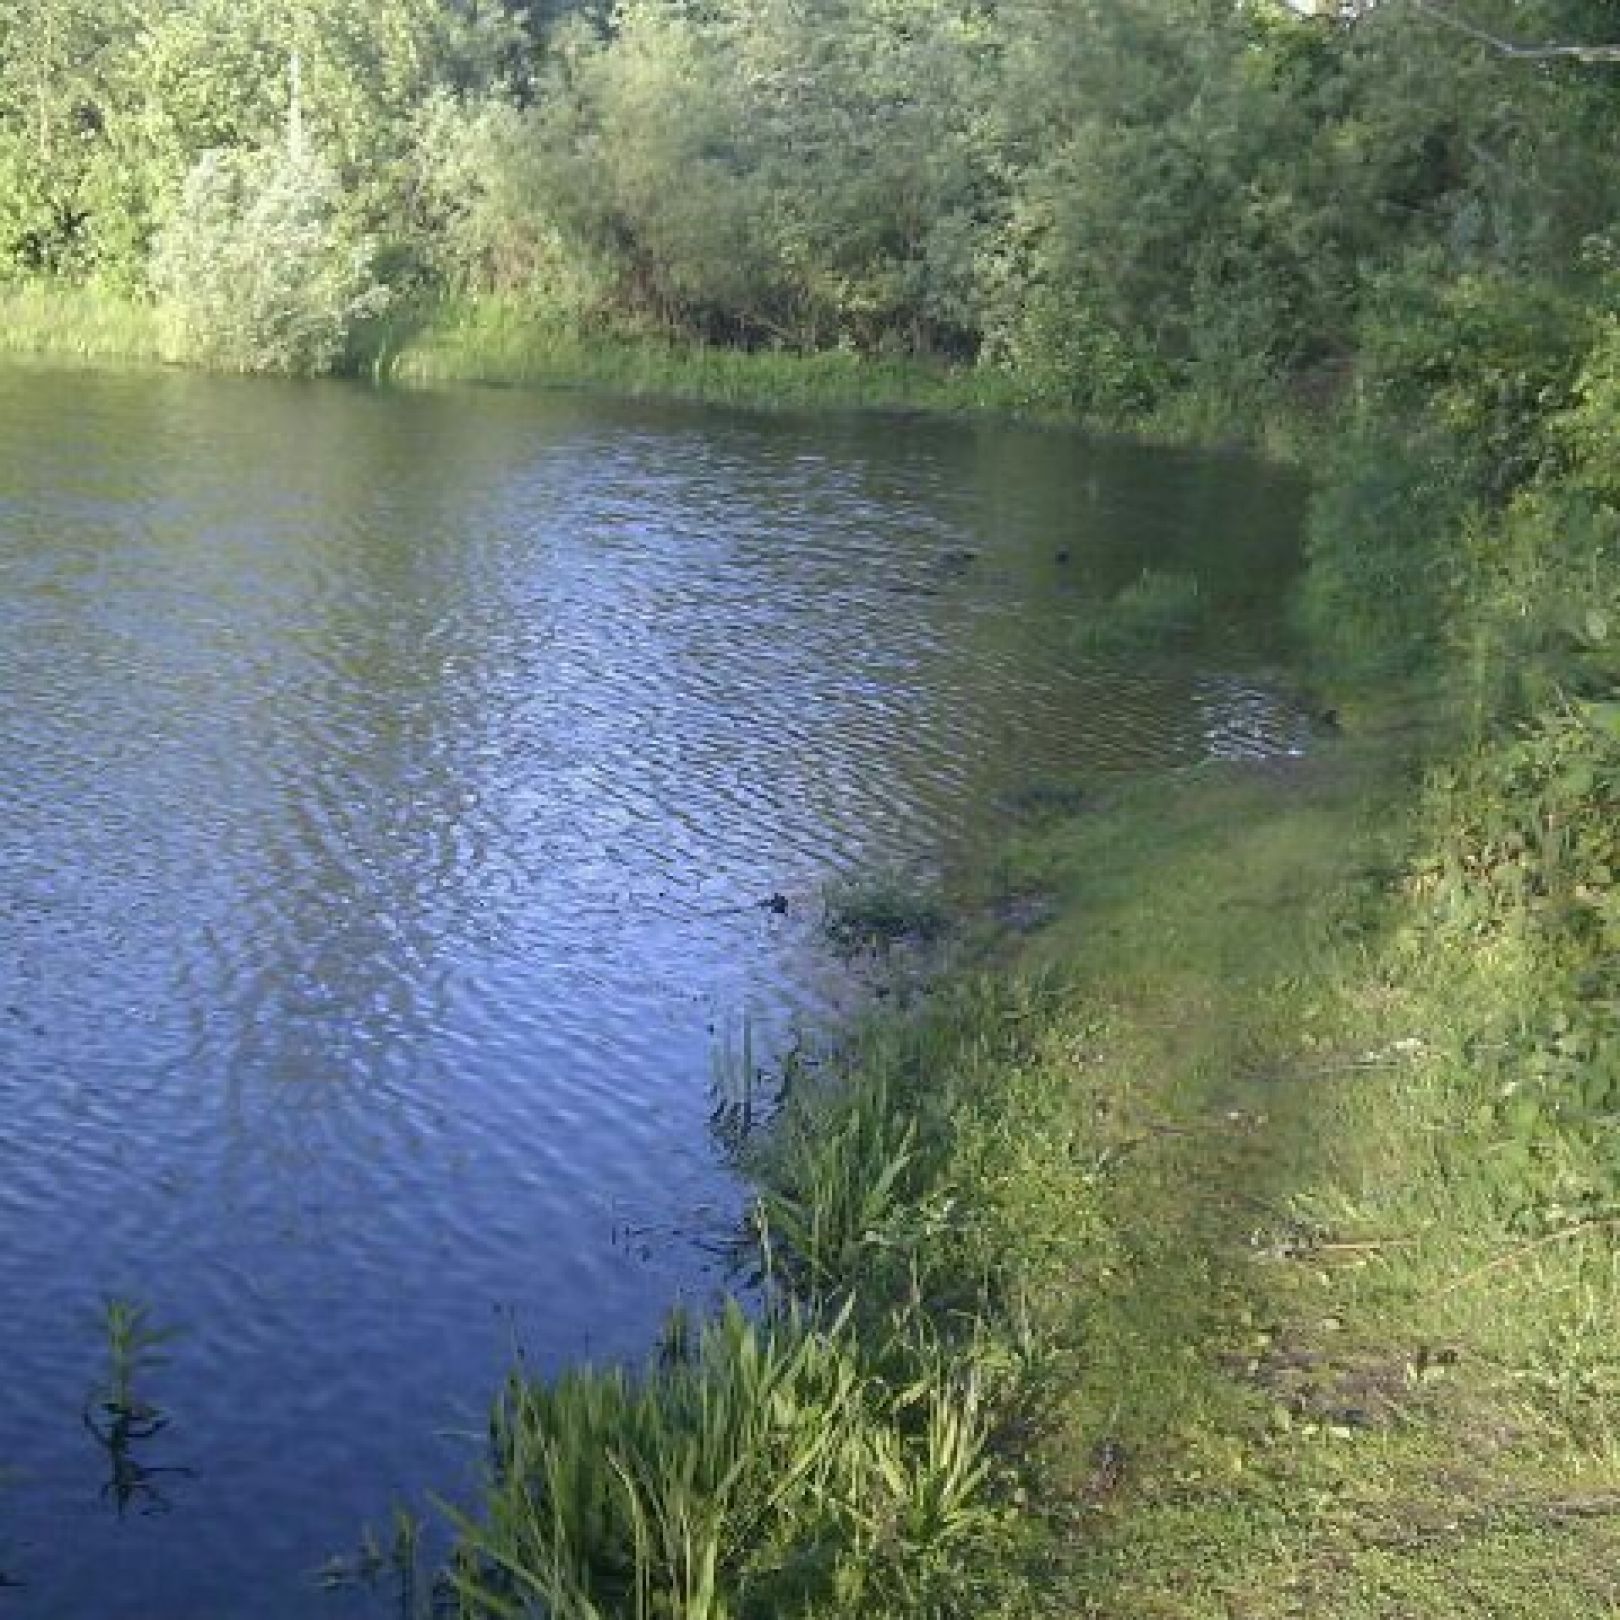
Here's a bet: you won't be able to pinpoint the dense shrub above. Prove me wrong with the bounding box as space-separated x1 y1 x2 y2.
151 149 388 375
1299 271 1600 679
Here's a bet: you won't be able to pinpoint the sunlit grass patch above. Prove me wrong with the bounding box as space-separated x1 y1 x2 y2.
0 285 165 366
451 1302 1012 1620
372 296 1035 418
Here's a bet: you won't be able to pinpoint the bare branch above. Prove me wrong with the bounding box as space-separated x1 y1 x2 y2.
1409 0 1620 63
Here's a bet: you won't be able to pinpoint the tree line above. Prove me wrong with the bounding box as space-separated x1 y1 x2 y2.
2 0 1618 400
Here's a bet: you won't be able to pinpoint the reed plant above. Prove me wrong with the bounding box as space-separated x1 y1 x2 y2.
0 285 165 367
96 1297 173 1419
451 973 1062 1619
451 1301 1001 1620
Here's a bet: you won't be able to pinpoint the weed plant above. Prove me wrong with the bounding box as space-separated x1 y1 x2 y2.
821 870 947 957
1070 569 1206 656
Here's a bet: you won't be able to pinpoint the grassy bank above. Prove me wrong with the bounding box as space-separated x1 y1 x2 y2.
0 285 165 367
376 299 1316 454
367 298 1037 419
445 695 1620 1616
1005 726 1620 1617
0 287 1305 452
0 283 1028 414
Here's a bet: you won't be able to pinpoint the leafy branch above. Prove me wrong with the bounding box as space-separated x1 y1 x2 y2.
1408 0 1620 64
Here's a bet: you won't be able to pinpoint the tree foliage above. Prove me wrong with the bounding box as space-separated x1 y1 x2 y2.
151 147 390 374
4 0 1620 396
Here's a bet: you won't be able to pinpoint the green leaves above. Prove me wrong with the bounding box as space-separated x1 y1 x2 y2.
151 147 389 373
1582 700 1620 739
453 1303 1000 1619
0 0 513 285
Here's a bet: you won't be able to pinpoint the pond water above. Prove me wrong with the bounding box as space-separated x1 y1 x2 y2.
0 367 1306 1616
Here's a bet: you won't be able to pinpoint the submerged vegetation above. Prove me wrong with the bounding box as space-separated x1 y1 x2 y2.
85 1298 187 1519
1070 570 1207 656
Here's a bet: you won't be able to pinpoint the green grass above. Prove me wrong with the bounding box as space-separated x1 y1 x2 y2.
375 300 1323 451
367 297 1035 418
821 868 949 957
451 1302 1006 1620
452 973 1066 1616
0 284 1009 415
0 285 1073 420
0 284 165 366
1069 568 1207 656
975 713 1620 1616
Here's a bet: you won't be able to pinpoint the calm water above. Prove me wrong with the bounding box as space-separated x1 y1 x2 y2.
0 367 1305 1616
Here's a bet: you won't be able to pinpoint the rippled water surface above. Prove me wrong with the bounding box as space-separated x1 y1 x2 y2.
0 366 1306 1616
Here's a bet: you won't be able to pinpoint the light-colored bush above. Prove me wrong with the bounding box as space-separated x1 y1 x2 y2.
152 147 388 375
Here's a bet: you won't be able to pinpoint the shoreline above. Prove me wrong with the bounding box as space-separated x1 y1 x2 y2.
449 699 1620 1616
0 284 1308 460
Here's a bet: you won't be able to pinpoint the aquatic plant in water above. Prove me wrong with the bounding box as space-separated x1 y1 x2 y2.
1070 569 1205 655
85 1298 190 1517
318 1504 442 1618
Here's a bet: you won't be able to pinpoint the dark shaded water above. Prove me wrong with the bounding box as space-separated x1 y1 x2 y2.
0 367 1305 1616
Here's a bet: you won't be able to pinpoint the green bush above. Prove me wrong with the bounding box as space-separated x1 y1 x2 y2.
983 281 1165 419
1298 272 1601 682
1446 490 1620 724
151 148 388 375
1405 696 1620 1211
1295 418 1478 677
1353 271 1594 499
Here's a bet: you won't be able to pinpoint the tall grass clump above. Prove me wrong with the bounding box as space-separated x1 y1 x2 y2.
0 284 164 365
452 1303 1001 1620
1070 569 1205 656
451 975 1081 1618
